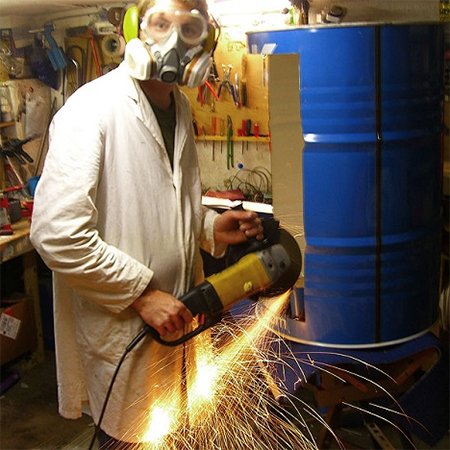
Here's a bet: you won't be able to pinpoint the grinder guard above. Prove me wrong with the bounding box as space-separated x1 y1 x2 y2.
225 217 302 298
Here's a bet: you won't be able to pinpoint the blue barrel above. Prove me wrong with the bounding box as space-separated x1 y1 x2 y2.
248 24 443 347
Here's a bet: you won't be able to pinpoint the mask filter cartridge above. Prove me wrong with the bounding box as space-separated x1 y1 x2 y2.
124 8 214 87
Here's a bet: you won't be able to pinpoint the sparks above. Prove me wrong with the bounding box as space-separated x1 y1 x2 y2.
188 351 219 408
143 405 176 444
139 291 317 449
130 289 403 450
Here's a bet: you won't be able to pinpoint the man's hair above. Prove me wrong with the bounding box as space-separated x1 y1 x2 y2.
137 0 209 18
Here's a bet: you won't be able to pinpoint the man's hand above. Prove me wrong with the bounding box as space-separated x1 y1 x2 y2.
132 287 193 336
214 210 264 245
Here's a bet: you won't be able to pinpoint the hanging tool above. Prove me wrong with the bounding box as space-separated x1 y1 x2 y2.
88 28 102 78
29 24 68 71
66 45 86 86
241 119 248 153
34 97 56 177
254 123 260 138
226 115 234 169
1 148 26 165
208 60 220 86
197 85 205 106
66 26 102 78
238 128 244 154
197 79 220 106
2 162 24 187
0 138 33 165
218 64 239 108
219 118 225 154
197 85 206 107
245 119 252 151
241 54 248 107
205 80 219 100
254 123 260 151
211 116 217 161
208 64 219 111
234 72 240 108
192 118 199 136
197 63 220 107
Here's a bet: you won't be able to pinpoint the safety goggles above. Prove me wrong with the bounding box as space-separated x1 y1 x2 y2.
140 8 209 46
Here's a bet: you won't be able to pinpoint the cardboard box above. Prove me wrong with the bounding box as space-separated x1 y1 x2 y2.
0 294 37 366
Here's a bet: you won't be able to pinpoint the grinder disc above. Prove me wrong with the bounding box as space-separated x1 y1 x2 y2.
261 228 302 297
224 216 302 298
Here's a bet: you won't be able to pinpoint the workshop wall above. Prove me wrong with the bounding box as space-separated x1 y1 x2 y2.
180 34 272 197
214 0 442 27
0 4 126 192
181 0 444 195
0 0 445 197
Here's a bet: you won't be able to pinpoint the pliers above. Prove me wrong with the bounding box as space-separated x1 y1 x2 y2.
226 115 234 169
197 80 219 106
218 64 239 108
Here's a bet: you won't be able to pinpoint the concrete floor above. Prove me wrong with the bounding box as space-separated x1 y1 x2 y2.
1 352 93 450
1 349 449 450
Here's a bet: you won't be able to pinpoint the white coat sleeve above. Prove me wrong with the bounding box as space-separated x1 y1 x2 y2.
200 206 227 258
30 101 152 313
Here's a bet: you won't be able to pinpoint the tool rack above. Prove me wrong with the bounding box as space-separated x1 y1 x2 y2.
182 49 270 142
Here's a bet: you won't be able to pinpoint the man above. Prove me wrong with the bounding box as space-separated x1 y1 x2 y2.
30 0 263 447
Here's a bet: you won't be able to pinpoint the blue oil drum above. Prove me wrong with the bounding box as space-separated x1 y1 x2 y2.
248 24 444 347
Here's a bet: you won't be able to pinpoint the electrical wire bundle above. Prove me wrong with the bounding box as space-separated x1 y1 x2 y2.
224 167 272 203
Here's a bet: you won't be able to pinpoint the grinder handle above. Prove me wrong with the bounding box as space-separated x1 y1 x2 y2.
142 314 221 347
138 281 224 347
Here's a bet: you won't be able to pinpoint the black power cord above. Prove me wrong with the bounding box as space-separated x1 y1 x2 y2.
87 327 148 450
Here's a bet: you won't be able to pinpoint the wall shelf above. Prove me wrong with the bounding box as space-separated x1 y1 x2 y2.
195 135 270 143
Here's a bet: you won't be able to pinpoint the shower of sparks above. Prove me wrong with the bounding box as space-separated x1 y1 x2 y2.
135 291 318 450
124 289 414 450
279 219 305 242
189 352 219 403
144 405 176 444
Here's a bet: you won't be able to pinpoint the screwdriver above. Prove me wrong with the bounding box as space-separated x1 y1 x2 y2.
245 119 251 151
211 116 217 161
254 123 259 150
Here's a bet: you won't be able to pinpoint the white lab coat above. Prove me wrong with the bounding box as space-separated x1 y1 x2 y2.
30 63 221 443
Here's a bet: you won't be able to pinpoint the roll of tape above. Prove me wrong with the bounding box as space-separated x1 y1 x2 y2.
101 34 126 58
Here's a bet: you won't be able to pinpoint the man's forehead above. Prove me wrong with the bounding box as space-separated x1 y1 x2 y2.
152 0 184 10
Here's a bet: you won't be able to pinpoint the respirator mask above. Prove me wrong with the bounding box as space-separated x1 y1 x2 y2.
124 7 214 88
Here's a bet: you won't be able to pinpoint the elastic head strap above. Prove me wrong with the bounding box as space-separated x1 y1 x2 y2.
203 24 217 53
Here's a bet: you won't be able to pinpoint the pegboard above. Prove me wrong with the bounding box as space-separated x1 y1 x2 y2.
181 29 270 142
180 29 272 195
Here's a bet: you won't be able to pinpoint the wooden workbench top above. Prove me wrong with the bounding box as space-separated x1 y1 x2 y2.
0 217 33 263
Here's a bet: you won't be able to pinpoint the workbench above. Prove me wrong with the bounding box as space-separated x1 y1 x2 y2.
0 217 44 369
